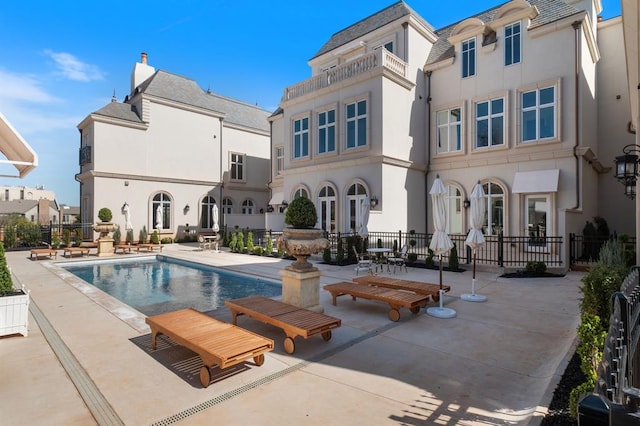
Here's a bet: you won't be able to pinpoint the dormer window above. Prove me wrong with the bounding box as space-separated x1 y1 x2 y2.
505 22 521 66
462 38 476 78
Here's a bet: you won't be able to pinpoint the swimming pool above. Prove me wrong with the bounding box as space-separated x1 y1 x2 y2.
61 256 281 316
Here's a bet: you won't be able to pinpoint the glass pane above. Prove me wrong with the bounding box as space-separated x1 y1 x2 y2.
302 134 309 156
319 112 326 126
438 127 448 152
347 121 355 148
522 91 536 108
347 103 355 118
539 106 554 138
491 98 503 114
328 127 335 151
522 110 536 141
294 135 301 157
513 33 520 63
437 110 448 124
357 100 366 116
348 184 356 195
357 118 366 146
328 187 335 196
328 110 335 122
490 183 503 194
452 124 461 151
319 128 326 153
476 102 488 117
476 119 488 147
540 87 554 105
451 108 461 122
491 116 503 145
302 117 308 129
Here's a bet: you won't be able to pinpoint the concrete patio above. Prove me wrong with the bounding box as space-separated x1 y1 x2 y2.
0 243 583 425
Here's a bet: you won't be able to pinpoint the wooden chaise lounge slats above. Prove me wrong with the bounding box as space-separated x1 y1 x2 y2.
145 308 274 388
353 276 451 302
63 247 91 258
30 248 57 260
225 296 341 354
323 282 429 322
114 244 137 254
137 243 163 252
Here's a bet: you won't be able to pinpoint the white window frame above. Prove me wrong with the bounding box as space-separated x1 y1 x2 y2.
519 81 559 144
152 192 172 231
317 184 337 233
505 22 521 66
241 199 254 215
275 146 284 175
230 152 245 182
292 115 310 159
200 195 216 229
482 182 506 236
317 108 336 155
345 98 368 150
524 194 550 252
474 97 505 149
436 106 463 154
462 37 476 78
445 184 463 234
222 197 233 214
345 182 367 233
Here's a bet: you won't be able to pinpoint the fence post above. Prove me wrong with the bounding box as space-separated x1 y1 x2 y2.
399 230 403 248
498 232 504 267
569 233 575 267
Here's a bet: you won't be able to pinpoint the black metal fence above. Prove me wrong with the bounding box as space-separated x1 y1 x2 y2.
578 267 640 424
570 234 637 267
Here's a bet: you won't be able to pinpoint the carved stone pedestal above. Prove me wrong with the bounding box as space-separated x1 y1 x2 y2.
279 268 323 313
97 237 114 257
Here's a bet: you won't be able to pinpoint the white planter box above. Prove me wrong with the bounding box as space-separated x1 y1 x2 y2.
0 286 30 337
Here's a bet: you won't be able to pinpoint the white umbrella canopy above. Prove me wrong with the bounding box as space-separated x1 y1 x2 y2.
155 205 163 231
123 203 133 231
464 182 486 250
212 204 220 233
427 175 456 318
358 196 370 238
428 177 454 255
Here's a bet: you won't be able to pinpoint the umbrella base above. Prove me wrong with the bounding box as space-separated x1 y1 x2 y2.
461 293 487 302
426 306 457 318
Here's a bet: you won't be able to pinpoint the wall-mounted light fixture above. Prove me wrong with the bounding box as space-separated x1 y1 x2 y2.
614 144 640 199
124 181 129 187
370 196 379 209
282 201 289 207
463 199 471 209
184 204 190 213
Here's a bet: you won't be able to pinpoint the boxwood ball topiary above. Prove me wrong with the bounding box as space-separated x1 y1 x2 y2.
284 197 317 228
98 207 113 222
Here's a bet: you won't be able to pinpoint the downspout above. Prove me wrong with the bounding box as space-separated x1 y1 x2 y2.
569 20 582 210
402 22 409 62
426 70 432 233
219 117 224 228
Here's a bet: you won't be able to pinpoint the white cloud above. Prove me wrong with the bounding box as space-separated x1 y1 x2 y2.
44 50 104 82
0 69 58 103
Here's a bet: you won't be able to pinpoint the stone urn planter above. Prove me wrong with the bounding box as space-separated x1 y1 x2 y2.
276 197 330 312
93 207 117 256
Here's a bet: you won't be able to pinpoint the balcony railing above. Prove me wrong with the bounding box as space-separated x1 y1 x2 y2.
79 146 92 166
281 49 408 102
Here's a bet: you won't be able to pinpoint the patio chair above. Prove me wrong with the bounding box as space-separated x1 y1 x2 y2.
387 244 409 273
352 246 373 275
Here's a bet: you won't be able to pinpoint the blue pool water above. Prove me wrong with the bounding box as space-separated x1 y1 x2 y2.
61 256 281 316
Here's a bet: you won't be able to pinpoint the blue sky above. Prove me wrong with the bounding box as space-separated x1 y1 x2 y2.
0 0 623 206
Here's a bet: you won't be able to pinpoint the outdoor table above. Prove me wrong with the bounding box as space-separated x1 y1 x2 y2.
367 248 392 273
203 235 220 252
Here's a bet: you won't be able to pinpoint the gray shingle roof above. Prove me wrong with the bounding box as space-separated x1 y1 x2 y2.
135 71 271 133
425 0 582 66
93 102 143 123
0 200 38 215
311 1 434 60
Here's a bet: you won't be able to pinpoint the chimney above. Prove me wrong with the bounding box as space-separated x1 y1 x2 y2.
141 52 148 64
131 52 155 93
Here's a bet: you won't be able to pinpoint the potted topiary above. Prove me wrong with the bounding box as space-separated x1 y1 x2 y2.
0 242 30 337
277 197 329 272
93 207 117 256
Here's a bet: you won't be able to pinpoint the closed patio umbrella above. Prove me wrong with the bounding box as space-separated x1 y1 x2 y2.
212 204 219 233
462 181 488 302
155 205 163 231
358 196 370 239
123 203 133 231
426 175 456 319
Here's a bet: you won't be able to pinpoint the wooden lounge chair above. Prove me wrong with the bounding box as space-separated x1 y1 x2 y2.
114 244 138 254
137 243 163 252
353 276 451 302
30 247 57 260
225 296 341 354
323 282 429 322
145 308 274 388
63 247 91 258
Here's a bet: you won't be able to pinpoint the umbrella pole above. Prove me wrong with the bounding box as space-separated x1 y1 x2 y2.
472 252 476 295
461 249 487 302
427 253 456 318
438 254 444 309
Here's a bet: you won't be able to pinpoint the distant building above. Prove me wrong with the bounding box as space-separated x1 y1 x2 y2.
0 185 59 224
59 205 79 224
76 53 271 240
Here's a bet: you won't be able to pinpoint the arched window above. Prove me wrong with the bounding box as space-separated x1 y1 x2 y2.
241 199 254 214
200 196 216 228
446 184 463 234
152 192 172 230
293 187 309 199
318 185 336 232
222 198 233 214
346 183 367 233
482 182 505 235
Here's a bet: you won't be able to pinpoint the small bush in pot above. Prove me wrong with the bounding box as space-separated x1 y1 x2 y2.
284 197 317 228
0 243 14 295
98 207 113 222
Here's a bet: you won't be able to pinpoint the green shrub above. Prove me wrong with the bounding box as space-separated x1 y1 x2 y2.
569 380 596 419
246 231 254 253
113 227 121 245
3 225 16 249
51 232 61 249
253 246 264 256
284 197 317 228
336 238 344 263
237 231 245 253
580 263 627 330
18 222 41 247
617 234 636 267
63 229 71 248
150 230 159 244
0 243 14 295
98 207 113 222
525 261 547 274
323 248 331 263
407 253 418 263
161 237 173 244
139 226 148 244
126 229 134 244
425 249 435 268
265 235 273 256
229 233 238 252
449 242 459 270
